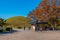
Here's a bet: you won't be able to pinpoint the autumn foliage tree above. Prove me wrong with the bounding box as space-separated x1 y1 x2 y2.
28 0 60 30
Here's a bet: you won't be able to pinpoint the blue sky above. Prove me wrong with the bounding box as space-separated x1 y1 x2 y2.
0 0 41 19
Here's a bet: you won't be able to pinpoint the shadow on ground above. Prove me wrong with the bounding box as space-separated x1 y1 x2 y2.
0 30 19 34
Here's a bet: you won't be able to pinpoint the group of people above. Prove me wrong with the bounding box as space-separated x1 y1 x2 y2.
23 26 31 31
23 26 43 32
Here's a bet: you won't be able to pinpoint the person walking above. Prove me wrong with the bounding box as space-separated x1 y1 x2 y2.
40 28 42 32
24 26 26 31
28 26 31 30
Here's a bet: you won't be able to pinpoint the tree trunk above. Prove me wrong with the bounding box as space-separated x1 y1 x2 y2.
51 24 54 31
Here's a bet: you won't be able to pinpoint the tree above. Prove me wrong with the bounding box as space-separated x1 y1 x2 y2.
0 18 5 27
28 0 60 30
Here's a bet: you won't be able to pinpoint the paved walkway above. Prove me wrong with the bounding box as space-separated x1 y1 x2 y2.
0 29 60 40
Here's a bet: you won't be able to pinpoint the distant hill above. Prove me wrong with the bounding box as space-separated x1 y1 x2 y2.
6 16 31 28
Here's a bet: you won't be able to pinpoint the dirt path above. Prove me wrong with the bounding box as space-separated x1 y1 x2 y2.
0 29 60 40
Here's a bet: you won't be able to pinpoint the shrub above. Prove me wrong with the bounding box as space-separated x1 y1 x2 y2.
6 27 13 32
55 26 60 30
17 26 22 29
0 28 3 32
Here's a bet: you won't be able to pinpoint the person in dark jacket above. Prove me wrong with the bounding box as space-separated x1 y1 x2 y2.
24 26 26 31
28 26 31 30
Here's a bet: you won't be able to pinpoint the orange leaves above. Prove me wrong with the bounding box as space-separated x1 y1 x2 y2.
39 9 44 12
28 0 60 22
33 9 43 17
57 6 60 8
52 6 57 10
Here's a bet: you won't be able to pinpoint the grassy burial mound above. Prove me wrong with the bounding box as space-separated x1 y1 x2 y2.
6 16 31 29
